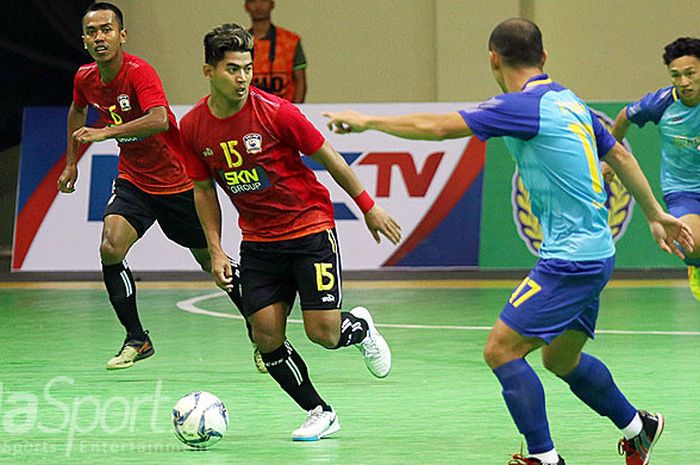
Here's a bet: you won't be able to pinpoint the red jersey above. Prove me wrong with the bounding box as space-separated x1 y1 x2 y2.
73 52 192 195
179 88 334 242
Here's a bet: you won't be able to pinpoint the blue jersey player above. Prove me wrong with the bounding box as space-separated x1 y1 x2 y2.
324 18 693 465
608 37 700 301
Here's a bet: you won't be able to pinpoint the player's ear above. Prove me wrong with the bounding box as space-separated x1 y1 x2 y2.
120 28 128 45
540 49 548 68
203 64 213 79
489 51 499 71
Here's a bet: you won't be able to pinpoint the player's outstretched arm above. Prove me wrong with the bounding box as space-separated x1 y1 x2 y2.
193 179 233 291
58 102 88 193
600 107 633 184
72 106 170 144
611 107 632 142
603 142 694 258
311 141 402 245
323 110 472 141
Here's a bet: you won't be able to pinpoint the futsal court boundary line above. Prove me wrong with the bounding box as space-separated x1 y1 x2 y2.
175 291 700 337
0 278 691 290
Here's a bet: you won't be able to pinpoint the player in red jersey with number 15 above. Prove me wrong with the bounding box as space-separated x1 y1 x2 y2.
179 23 402 441
57 3 245 371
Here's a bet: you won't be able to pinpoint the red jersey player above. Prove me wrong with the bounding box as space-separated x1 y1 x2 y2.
56 3 246 371
179 23 402 441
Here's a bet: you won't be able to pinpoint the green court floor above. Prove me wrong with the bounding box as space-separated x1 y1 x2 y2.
0 280 698 464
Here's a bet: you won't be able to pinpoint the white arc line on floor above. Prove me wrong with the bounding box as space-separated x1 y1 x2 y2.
176 291 700 336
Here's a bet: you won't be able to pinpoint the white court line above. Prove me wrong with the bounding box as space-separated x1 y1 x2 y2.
176 291 700 337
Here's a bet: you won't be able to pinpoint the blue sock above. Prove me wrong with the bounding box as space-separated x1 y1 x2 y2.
493 359 553 455
685 256 700 267
559 353 637 429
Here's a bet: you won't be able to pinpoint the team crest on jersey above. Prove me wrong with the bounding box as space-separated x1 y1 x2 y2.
117 94 131 112
243 133 263 154
512 109 635 256
202 148 214 158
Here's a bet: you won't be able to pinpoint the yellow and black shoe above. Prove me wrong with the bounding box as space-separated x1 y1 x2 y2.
688 266 700 301
253 343 267 374
107 331 155 370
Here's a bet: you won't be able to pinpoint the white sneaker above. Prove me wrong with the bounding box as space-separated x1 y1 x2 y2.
350 306 392 378
291 406 340 441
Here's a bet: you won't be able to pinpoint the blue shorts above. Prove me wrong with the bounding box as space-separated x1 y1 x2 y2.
499 256 615 343
664 191 700 218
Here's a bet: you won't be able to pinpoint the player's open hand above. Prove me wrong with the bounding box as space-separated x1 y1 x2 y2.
364 205 402 245
210 251 234 292
57 165 78 193
323 110 369 134
72 126 108 143
648 212 694 259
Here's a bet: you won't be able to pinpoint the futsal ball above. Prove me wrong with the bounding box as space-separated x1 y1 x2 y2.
172 391 228 449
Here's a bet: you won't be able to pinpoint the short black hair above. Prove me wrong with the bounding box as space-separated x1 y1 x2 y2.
663 37 700 65
84 2 124 30
204 23 254 66
488 18 544 68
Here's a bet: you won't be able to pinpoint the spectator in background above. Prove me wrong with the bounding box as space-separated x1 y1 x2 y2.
245 0 307 102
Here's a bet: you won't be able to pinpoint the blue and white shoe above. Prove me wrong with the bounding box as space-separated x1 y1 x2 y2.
291 406 340 441
351 306 392 378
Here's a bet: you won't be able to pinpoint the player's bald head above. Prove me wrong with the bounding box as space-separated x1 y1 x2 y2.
489 18 544 68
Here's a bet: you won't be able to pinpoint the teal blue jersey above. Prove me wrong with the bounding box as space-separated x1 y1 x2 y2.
459 74 617 261
626 86 700 195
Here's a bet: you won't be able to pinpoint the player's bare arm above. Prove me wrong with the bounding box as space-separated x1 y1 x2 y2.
323 110 472 141
611 107 632 142
600 106 634 183
602 142 694 257
72 105 170 144
58 102 89 193
292 68 306 103
311 141 402 245
193 179 233 291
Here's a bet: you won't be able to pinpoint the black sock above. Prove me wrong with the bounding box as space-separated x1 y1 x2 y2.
332 312 369 349
261 340 329 411
102 261 145 340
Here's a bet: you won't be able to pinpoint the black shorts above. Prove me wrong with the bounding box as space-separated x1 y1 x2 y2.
103 178 208 249
240 228 343 317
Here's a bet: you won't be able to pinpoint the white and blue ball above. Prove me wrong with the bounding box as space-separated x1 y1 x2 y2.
172 391 228 449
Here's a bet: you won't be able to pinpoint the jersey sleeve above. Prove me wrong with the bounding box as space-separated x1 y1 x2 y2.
626 87 675 128
459 93 540 141
293 40 307 70
274 103 325 155
589 109 617 158
72 71 88 108
131 62 169 113
178 117 213 181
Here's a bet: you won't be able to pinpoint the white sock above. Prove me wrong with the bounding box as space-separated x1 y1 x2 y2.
621 412 643 439
531 449 559 464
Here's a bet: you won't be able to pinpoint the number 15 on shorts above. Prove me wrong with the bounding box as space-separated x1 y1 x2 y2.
314 263 335 291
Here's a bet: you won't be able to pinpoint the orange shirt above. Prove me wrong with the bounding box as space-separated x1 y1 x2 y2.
252 25 306 102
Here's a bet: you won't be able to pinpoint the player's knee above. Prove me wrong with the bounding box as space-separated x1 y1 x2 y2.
305 324 339 349
541 353 574 376
483 343 502 369
252 330 285 353
99 238 127 264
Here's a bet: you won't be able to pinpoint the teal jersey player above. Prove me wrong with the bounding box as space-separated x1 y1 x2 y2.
626 86 700 194
611 37 700 301
325 19 692 465
459 74 616 261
